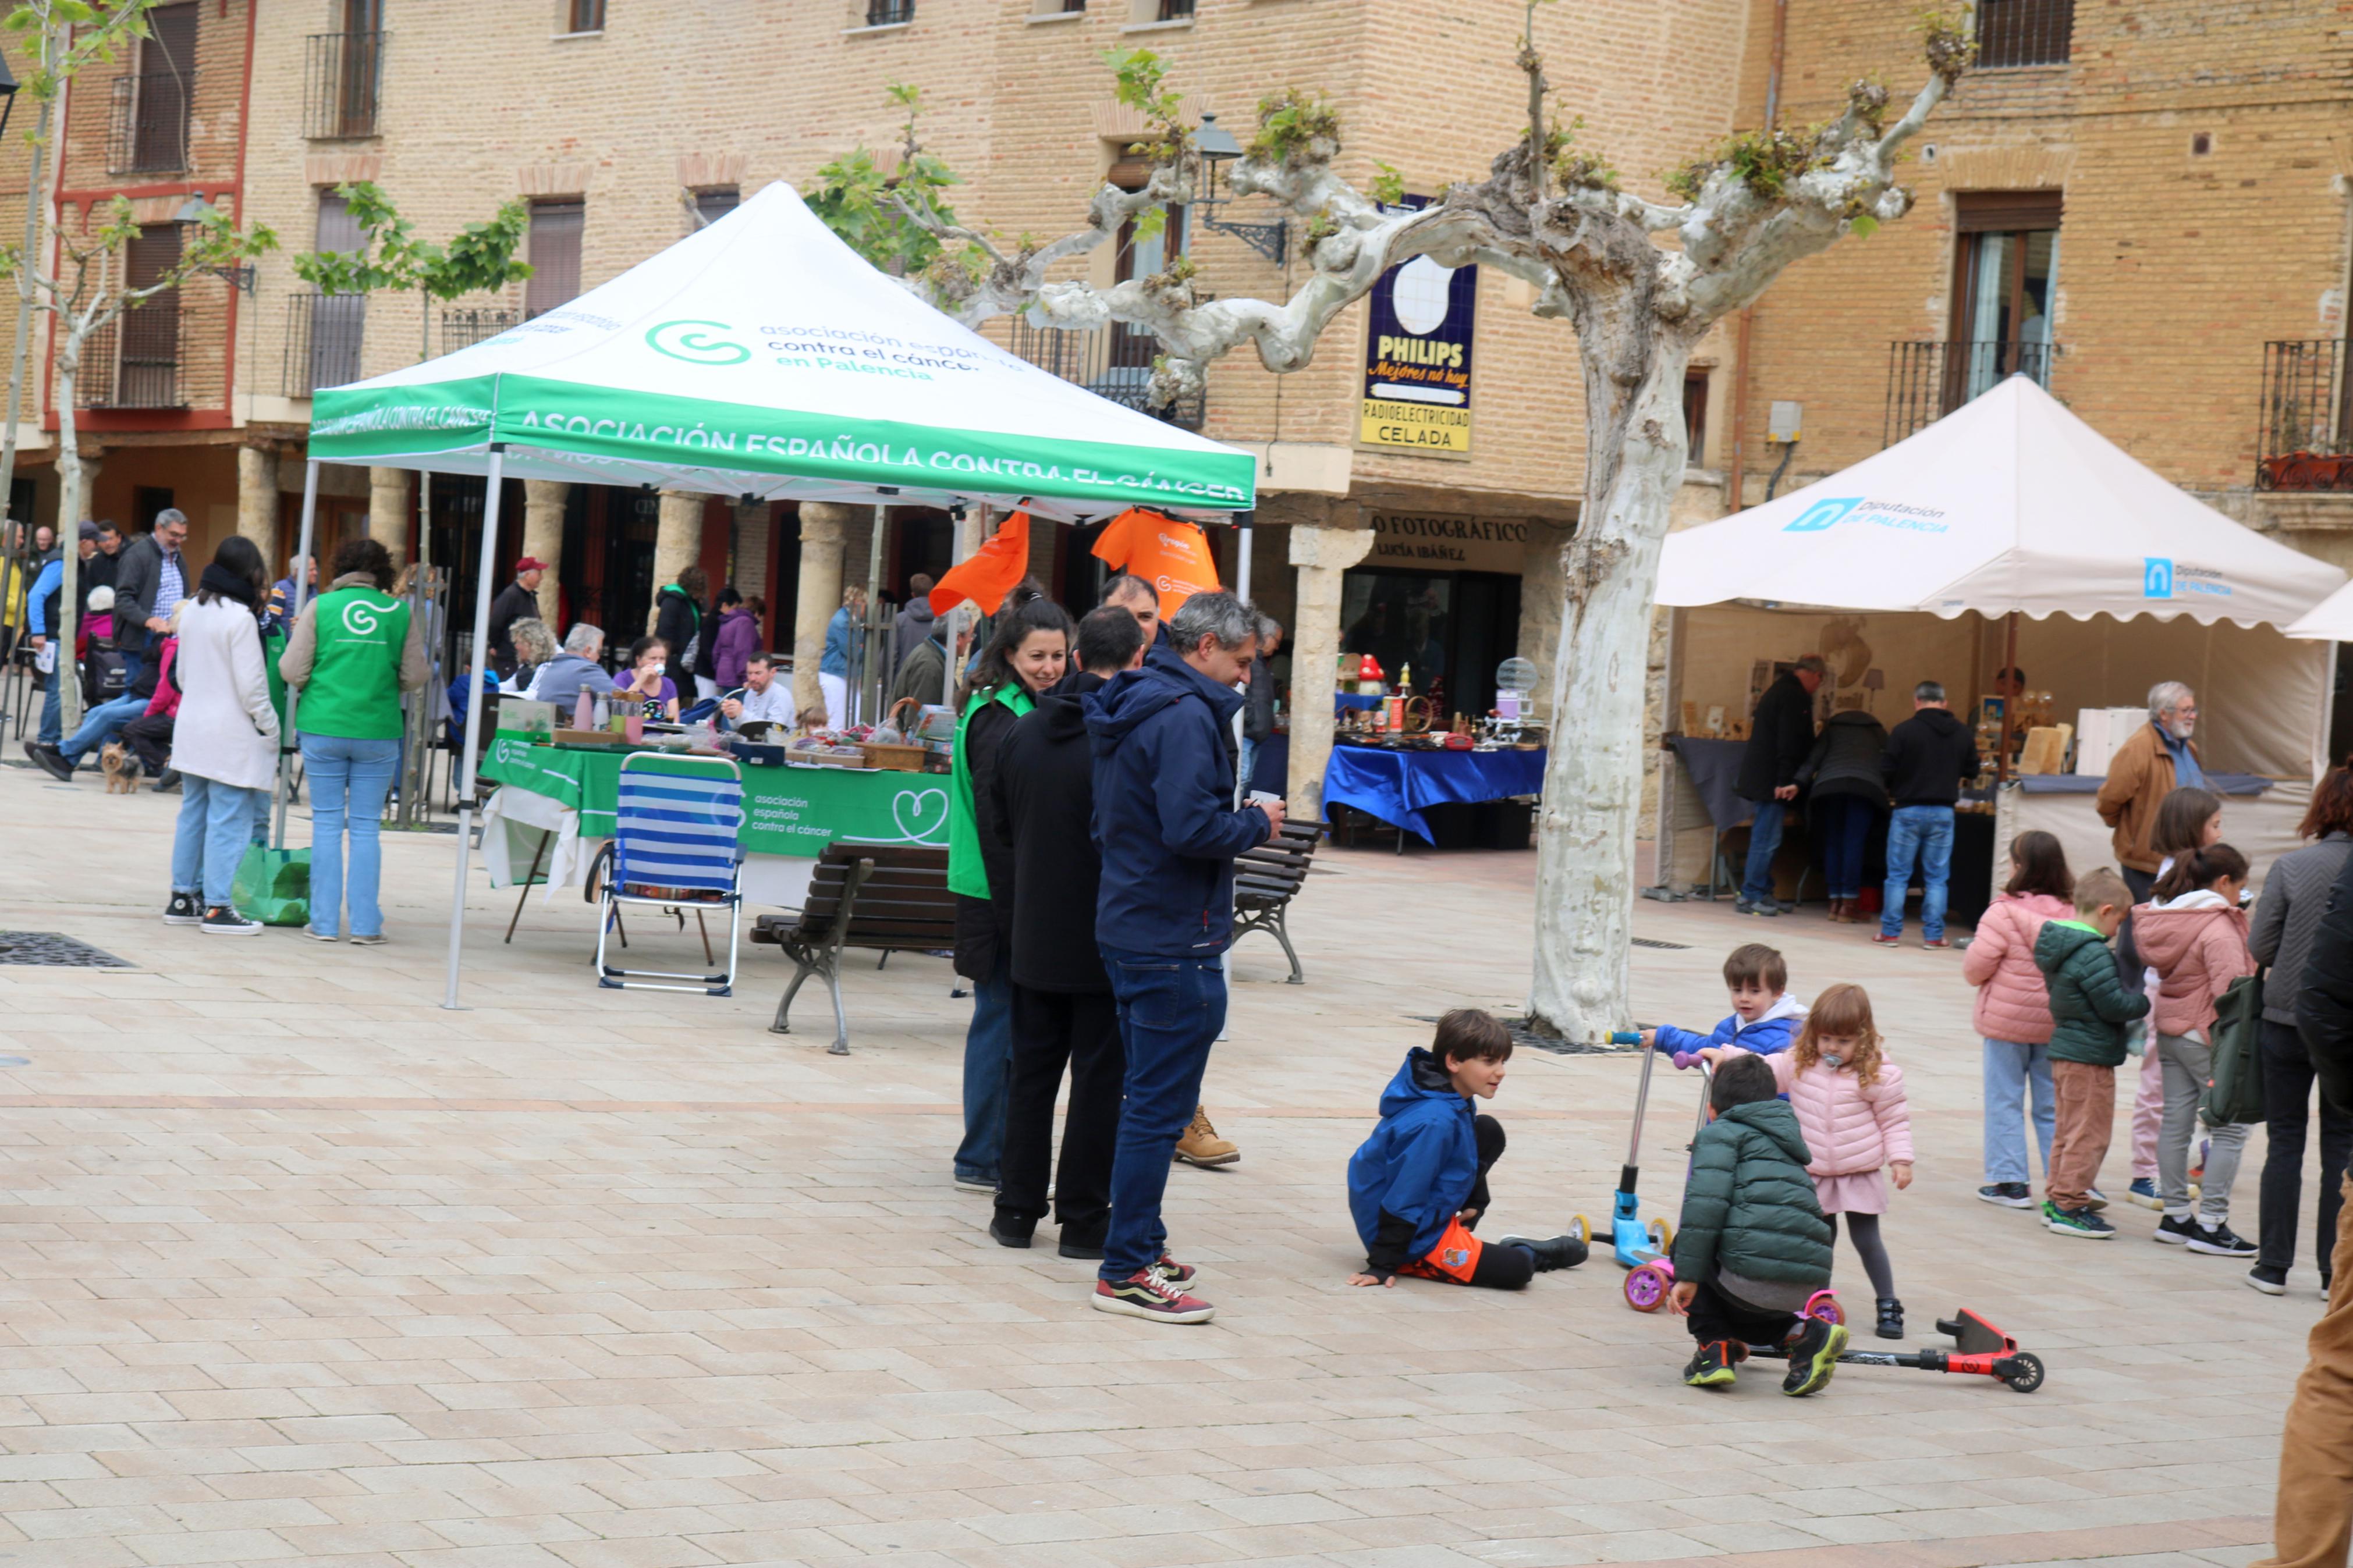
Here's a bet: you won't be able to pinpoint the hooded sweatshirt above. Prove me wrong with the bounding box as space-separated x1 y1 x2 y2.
710 606 760 688
2036 919 2150 1066
1347 1048 1478 1272
1652 993 1806 1059
1882 705 1982 807
1084 638 1271 957
2133 888 2256 1040
1961 890 2074 1043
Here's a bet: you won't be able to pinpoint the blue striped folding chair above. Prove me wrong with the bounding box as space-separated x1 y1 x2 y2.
595 751 746 996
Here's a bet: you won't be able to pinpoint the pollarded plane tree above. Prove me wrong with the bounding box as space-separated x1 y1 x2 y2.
847 13 1970 1043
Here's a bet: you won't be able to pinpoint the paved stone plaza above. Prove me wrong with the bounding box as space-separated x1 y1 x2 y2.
0 763 2311 1566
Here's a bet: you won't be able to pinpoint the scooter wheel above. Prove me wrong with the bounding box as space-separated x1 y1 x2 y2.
1648 1218 1675 1253
1804 1289 1844 1326
1624 1262 1671 1313
2000 1352 2045 1393
1567 1214 1592 1246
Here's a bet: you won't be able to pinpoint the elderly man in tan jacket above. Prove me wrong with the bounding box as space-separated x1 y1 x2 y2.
2096 681 2206 894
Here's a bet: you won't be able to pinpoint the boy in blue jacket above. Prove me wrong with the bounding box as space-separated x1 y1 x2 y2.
1639 943 1805 1065
1347 1010 1589 1289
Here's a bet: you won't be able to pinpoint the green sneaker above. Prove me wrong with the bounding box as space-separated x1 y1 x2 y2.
2043 1201 2115 1239
1781 1317 1850 1396
1683 1340 1739 1388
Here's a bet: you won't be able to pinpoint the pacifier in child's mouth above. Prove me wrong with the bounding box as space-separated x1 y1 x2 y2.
1819 1053 1844 1068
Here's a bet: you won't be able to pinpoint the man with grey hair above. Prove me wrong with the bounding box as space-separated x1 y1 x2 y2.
1875 679 1981 950
110 507 191 683
2097 680 2205 890
1082 589 1281 1324
533 622 620 710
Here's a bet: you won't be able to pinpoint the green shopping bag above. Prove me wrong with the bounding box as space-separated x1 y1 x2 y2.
2200 970 2266 1128
232 845 311 927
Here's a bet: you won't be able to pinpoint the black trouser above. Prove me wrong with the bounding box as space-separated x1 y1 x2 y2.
1684 1279 1797 1347
120 712 172 773
1457 1115 1533 1289
2259 1019 2353 1278
2115 865 2157 986
995 985 1124 1244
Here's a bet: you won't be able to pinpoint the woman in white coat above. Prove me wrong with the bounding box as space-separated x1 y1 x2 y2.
163 536 281 934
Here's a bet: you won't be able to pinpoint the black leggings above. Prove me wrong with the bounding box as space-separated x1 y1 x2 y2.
1460 1115 1534 1289
1827 1212 1896 1300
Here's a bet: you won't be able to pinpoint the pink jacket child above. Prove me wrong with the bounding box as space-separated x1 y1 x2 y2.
1724 1045 1916 1188
2133 890 2256 1040
1961 890 2072 1043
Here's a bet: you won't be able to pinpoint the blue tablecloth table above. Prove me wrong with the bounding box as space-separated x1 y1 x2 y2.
1323 744 1548 844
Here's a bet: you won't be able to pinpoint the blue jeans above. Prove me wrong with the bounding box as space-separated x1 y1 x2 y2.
953 958 1013 1182
58 692 148 767
1880 804 1955 940
37 662 59 746
171 774 268 908
1738 797 1786 905
1816 794 1875 900
1983 1038 2056 1183
303 733 400 938
1098 944 1227 1281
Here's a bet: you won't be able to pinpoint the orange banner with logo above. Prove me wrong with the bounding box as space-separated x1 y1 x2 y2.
1090 509 1220 620
928 511 1031 614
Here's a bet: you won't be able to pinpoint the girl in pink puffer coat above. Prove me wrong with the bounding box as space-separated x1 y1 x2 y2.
1708 982 1914 1340
1960 830 2075 1209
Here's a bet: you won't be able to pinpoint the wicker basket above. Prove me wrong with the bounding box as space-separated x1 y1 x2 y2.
862 741 927 773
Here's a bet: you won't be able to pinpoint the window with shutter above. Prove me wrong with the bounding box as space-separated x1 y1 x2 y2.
1978 0 2072 67
525 200 585 318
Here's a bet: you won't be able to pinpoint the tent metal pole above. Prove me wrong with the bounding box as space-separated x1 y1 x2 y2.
1996 609 2018 786
1236 516 1252 603
943 503 981 712
863 502 886 725
443 448 509 1011
272 458 322 850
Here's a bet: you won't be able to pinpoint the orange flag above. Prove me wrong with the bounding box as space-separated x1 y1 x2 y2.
1091 508 1220 619
929 511 1032 614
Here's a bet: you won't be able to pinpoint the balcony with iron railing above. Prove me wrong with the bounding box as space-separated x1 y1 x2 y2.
283 291 367 397
1007 318 1205 430
74 314 182 410
304 31 385 140
2257 340 2353 492
107 69 193 174
1883 339 2057 446
442 306 519 355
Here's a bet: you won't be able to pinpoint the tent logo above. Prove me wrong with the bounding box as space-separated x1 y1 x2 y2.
1784 496 1862 533
645 319 751 366
2144 558 2174 599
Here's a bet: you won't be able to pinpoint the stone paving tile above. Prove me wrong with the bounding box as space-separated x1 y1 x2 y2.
0 766 2320 1563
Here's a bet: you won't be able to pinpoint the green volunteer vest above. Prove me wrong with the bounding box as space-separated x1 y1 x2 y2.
946 682 1035 899
296 586 410 739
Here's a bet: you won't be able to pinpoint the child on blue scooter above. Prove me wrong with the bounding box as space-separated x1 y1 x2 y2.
1639 943 1806 1065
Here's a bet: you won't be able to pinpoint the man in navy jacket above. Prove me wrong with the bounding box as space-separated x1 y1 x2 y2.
1083 591 1281 1323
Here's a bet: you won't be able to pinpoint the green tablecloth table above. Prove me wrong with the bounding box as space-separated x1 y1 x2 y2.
478 738 949 906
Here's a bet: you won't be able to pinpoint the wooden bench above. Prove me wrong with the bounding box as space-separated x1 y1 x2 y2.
751 841 955 1054
1231 821 1322 984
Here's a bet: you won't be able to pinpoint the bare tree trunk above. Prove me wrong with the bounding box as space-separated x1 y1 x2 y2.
52 336 84 732
0 24 62 531
1527 319 1694 1044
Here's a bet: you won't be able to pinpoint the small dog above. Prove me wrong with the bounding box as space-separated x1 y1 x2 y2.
100 741 142 794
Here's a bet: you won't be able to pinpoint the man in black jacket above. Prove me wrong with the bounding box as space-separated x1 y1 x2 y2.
984 606 1148 1258
487 556 547 676
1733 655 1825 916
1873 680 1981 950
109 509 191 680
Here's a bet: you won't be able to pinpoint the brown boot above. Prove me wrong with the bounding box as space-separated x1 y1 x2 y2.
1174 1105 1240 1168
1826 898 1847 922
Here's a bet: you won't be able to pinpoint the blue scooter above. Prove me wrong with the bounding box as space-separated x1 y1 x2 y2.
1607 1029 1678 1270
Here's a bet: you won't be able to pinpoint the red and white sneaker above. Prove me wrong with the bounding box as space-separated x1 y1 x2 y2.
1093 1269 1216 1324
1153 1253 1199 1288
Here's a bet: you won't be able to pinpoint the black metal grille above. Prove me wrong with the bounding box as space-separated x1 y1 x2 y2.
107 69 193 173
1158 0 1195 17
2258 340 2353 491
866 0 913 23
303 31 384 139
442 306 518 354
1883 339 2056 446
78 227 185 410
1978 0 2073 67
1008 318 1205 430
0 931 129 968
284 291 367 396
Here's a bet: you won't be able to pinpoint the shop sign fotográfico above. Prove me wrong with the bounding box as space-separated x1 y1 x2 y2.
1364 510 1528 574
1358 200 1477 458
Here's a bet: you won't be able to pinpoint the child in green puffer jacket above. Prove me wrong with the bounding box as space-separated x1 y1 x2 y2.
1670 1053 1846 1395
2034 866 2150 1239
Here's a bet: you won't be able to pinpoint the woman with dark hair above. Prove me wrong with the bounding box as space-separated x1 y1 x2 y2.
710 585 759 690
1793 707 1890 922
164 536 280 936
654 564 712 705
280 535 428 944
621 635 679 721
1961 829 2075 1207
946 591 1074 1192
2246 764 2353 1294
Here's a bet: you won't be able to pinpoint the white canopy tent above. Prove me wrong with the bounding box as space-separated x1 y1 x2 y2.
1654 375 2345 898
298 181 1257 1006
2287 577 2353 642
